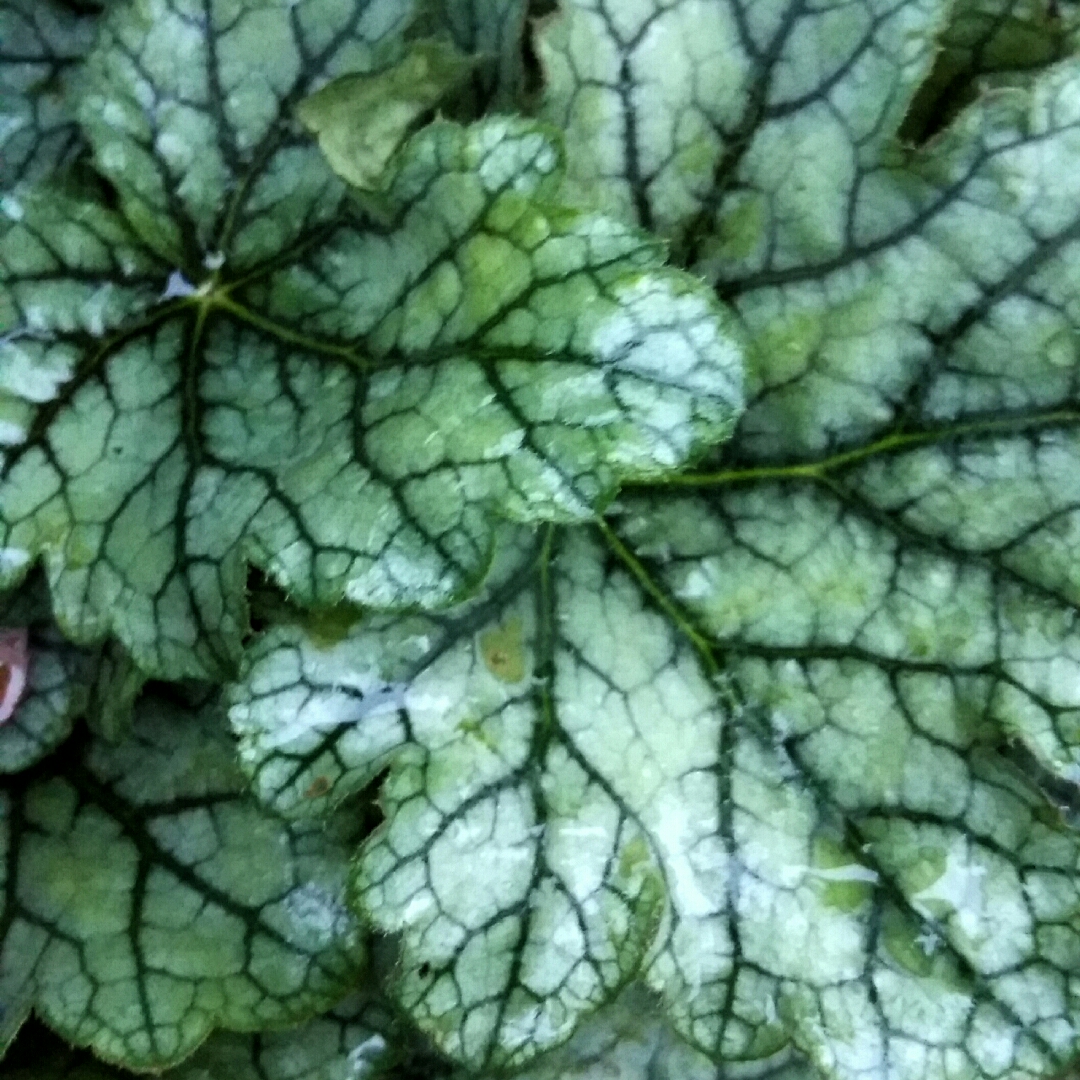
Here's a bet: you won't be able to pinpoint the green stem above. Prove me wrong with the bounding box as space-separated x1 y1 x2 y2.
595 517 719 677
210 294 369 367
642 409 1080 488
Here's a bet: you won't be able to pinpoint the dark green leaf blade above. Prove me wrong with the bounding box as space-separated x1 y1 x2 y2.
901 0 1080 141
3 991 454 1080
0 694 364 1069
167 989 451 1080
0 0 99 190
0 573 142 772
420 0 529 107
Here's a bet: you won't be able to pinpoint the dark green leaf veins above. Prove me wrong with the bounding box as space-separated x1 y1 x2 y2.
7 0 1080 1079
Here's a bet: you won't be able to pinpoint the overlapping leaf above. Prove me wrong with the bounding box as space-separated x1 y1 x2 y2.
901 0 1080 141
73 0 413 268
168 986 452 1080
5 935 458 1080
0 693 363 1068
228 514 1080 1080
0 572 142 772
11 0 1080 1079
419 0 529 106
230 526 681 1070
295 41 476 192
539 0 1080 453
512 984 816 1080
537 0 1080 781
536 0 949 247
226 9 1080 1079
8 995 452 1080
0 0 742 682
0 0 100 190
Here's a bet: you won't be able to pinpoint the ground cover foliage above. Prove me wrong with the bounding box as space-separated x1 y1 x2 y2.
4 0 1080 1078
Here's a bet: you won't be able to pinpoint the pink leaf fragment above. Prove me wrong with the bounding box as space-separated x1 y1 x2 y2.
0 628 29 724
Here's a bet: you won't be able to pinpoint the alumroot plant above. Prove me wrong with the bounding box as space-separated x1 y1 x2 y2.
3 1 1080 1078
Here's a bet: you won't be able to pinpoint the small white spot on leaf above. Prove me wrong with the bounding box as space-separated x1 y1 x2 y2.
161 270 197 300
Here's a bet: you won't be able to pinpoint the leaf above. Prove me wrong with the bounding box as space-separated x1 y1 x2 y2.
512 984 816 1080
419 0 529 107
505 10 1080 1075
0 693 364 1069
722 68 1080 461
163 934 454 1080
0 573 142 772
296 41 476 192
901 0 1080 142
12 1 1080 1078
3 1019 127 1080
71 0 413 269
0 0 743 682
535 0 1080 271
229 524 539 822
538 0 1080 456
4 945 456 1080
0 0 99 190
615 471 1080 1064
532 0 1080 787
229 511 1080 1080
563 10 1080 790
83 637 146 744
166 990 449 1080
229 526 673 1070
2 991 818 1080
227 42 1080 1067
0 186 164 467
536 0 948 246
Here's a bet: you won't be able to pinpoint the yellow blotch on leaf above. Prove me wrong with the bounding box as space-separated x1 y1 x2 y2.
457 717 500 753
479 617 528 683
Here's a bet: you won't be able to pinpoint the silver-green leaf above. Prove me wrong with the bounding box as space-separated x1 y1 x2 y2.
229 517 1080 1079
0 0 99 190
512 984 816 1080
0 81 742 680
